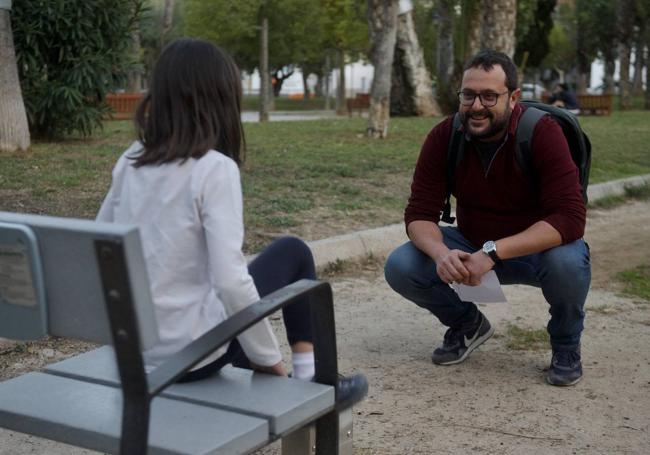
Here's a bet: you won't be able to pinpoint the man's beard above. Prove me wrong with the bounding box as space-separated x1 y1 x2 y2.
460 104 511 140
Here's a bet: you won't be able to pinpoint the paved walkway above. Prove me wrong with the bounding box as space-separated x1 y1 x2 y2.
241 110 338 123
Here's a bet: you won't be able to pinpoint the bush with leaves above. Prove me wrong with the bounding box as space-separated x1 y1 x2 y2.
11 0 145 138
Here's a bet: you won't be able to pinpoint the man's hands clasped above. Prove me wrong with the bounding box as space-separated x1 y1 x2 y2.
436 248 495 286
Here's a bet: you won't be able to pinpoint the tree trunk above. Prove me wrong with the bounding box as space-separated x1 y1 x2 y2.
324 54 332 110
390 4 440 116
335 49 347 115
644 27 650 110
632 36 645 96
367 0 399 139
436 0 454 89
619 42 632 109
480 0 517 58
301 71 310 100
604 54 616 95
463 0 482 60
314 74 323 97
128 29 142 92
618 0 634 110
259 15 270 122
161 0 174 40
0 9 30 152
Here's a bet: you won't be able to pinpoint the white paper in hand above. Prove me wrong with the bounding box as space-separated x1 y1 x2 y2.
450 270 507 303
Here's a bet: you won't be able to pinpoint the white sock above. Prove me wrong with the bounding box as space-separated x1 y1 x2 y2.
291 351 315 381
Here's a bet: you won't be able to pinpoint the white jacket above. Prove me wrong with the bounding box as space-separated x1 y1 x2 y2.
97 142 282 370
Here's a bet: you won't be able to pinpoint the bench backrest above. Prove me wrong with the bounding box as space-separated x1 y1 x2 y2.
0 211 158 348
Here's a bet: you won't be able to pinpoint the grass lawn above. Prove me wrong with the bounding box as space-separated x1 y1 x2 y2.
1 111 649 252
616 265 650 301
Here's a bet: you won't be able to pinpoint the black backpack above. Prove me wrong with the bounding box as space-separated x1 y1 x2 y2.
441 100 592 224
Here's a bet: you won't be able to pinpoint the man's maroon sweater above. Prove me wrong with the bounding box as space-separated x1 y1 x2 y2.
404 103 586 249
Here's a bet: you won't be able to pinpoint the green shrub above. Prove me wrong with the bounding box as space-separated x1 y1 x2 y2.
12 0 145 138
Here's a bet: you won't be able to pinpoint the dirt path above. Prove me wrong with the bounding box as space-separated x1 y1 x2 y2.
327 199 650 454
1 200 649 454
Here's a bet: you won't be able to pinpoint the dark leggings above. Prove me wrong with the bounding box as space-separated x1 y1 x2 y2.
179 236 316 382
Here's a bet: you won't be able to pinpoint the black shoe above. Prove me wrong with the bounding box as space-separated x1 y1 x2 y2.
431 312 494 365
336 373 369 410
546 346 582 386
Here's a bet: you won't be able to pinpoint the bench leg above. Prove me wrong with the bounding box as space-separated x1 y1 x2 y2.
281 408 354 455
337 408 354 455
282 424 314 455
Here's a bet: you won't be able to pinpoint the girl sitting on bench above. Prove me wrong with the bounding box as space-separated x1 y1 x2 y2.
97 38 366 408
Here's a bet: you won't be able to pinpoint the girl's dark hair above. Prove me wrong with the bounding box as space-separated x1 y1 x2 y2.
133 38 244 167
464 49 518 92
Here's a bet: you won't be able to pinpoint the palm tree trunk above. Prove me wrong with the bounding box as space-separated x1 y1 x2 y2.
0 8 30 152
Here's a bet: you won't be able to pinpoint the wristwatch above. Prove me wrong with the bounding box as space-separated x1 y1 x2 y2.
482 240 501 264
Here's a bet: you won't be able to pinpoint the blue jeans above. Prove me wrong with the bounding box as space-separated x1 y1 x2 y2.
384 227 591 349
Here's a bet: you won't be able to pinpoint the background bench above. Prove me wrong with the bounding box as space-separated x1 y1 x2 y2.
106 93 144 120
0 211 361 454
576 94 613 116
346 93 370 117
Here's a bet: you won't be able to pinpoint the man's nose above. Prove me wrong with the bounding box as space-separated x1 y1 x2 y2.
471 95 484 109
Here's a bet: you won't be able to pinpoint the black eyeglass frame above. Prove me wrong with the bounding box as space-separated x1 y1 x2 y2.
457 90 510 107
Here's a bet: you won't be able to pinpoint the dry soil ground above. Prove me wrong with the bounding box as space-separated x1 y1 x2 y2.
0 200 649 454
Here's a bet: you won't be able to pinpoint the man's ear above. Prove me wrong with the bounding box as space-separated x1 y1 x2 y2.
510 88 521 107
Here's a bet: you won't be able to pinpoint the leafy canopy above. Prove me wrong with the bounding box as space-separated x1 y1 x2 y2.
11 0 145 139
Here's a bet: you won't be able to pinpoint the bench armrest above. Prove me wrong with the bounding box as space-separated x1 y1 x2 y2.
147 279 338 396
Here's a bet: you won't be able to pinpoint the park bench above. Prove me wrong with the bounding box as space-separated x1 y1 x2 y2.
106 93 144 120
0 211 360 454
346 93 370 117
576 94 613 116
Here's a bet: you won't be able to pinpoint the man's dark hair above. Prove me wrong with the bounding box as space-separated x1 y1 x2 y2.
558 82 569 91
133 38 244 167
464 50 518 92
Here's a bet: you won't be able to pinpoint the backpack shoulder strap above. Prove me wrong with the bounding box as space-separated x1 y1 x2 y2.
515 106 547 178
442 113 464 224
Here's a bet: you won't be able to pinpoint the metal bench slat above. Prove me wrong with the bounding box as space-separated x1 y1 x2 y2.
45 346 335 436
0 372 269 455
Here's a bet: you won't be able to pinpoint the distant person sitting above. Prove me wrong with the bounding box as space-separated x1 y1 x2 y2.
548 83 580 114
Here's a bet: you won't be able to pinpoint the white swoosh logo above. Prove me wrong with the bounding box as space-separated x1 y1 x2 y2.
464 328 479 347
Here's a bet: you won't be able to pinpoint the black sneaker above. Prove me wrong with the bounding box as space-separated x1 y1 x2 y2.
431 312 494 365
546 347 582 386
335 373 369 410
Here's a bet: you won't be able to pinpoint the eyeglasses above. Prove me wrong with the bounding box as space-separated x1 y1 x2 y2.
457 90 510 107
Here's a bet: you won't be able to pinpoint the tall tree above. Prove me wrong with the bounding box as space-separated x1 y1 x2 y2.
480 0 517 57
462 0 482 59
161 0 175 41
0 0 30 152
367 0 399 138
322 0 368 114
390 0 440 116
185 0 326 105
515 0 556 71
259 14 270 122
618 0 636 110
436 0 455 88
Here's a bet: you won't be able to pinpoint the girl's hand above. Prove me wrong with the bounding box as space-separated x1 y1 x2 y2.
250 361 288 377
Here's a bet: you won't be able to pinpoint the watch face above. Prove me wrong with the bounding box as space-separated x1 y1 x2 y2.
483 240 496 253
